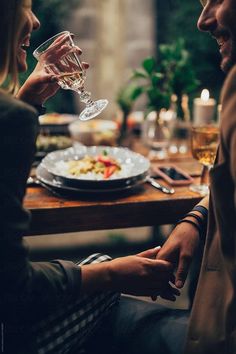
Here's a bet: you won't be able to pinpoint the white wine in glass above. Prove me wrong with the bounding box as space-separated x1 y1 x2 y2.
190 125 219 196
33 31 108 121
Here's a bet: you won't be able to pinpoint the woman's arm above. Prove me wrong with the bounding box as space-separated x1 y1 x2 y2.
80 248 179 300
0 99 82 312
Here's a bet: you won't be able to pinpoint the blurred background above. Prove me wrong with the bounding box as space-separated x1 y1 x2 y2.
21 0 225 118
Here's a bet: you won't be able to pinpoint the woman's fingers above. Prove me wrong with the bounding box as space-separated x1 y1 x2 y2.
137 246 161 259
82 62 89 69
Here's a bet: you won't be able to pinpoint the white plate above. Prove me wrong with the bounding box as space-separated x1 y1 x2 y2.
36 164 146 194
40 145 150 190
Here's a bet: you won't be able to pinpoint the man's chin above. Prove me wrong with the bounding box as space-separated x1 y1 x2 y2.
220 49 236 73
220 57 234 73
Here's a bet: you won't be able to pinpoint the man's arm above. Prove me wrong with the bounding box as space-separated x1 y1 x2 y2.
220 65 236 209
156 196 209 289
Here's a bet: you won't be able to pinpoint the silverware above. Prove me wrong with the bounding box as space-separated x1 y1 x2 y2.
146 176 175 194
26 176 40 186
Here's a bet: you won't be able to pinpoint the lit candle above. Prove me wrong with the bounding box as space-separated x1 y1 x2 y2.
193 89 216 125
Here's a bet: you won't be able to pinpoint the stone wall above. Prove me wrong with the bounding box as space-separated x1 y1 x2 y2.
67 0 157 119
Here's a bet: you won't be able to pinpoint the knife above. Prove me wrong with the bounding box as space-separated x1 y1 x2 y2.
146 176 175 194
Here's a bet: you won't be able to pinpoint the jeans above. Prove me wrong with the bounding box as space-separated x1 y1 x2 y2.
85 295 189 354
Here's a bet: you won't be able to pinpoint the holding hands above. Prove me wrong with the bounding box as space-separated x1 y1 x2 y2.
81 246 180 301
156 223 200 290
156 199 208 290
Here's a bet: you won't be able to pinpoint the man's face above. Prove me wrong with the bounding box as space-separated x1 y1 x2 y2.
198 0 236 73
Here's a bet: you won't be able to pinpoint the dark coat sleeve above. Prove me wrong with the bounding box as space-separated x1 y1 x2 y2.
0 97 81 318
220 64 236 210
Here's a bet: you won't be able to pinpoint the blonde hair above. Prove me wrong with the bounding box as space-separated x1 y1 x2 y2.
0 0 24 93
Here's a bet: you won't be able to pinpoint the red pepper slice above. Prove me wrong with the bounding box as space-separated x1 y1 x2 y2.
104 165 117 179
97 155 117 167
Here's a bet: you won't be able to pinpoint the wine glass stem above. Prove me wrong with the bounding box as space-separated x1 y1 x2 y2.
78 88 93 106
200 165 210 185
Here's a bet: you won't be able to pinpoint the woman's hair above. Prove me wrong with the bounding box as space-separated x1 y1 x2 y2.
0 0 24 93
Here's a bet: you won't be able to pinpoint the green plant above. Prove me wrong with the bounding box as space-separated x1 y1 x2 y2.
131 57 172 112
128 38 199 115
116 84 143 141
159 39 199 100
116 84 143 116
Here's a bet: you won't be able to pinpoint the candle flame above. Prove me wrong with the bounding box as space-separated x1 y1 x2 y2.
201 89 210 102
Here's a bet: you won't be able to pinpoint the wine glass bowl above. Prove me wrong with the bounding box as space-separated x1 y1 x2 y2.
190 125 219 196
33 31 108 121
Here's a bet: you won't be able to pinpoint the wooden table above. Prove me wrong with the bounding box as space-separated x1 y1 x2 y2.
24 146 203 236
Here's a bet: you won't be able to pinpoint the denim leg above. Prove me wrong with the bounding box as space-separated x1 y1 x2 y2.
85 295 189 354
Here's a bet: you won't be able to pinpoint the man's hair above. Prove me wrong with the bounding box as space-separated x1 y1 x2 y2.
0 0 24 93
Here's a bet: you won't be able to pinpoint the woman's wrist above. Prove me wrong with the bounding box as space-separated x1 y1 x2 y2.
80 262 114 294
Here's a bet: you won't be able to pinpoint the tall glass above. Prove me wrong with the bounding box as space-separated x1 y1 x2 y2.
33 31 108 121
143 110 170 160
190 125 219 196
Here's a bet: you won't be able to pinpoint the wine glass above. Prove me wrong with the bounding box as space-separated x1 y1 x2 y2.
144 110 170 160
33 31 108 121
190 125 219 196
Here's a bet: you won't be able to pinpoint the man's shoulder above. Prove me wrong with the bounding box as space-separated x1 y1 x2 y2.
220 64 236 148
221 64 236 105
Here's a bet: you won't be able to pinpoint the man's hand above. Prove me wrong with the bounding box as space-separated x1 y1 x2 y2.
156 223 200 289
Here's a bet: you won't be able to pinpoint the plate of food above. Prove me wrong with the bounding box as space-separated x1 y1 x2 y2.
39 113 77 134
36 164 145 195
39 145 150 190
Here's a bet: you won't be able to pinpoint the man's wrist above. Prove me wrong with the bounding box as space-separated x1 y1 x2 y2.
176 207 208 242
175 218 202 238
192 205 208 219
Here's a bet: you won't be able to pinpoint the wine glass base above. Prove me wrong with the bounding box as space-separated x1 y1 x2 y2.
79 99 108 121
148 148 168 160
189 183 209 197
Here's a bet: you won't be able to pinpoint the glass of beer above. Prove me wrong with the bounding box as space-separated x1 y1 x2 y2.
190 125 219 196
33 31 108 121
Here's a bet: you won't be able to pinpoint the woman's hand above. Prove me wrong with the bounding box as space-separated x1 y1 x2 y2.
16 60 89 106
16 62 60 106
109 248 180 299
81 247 180 300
